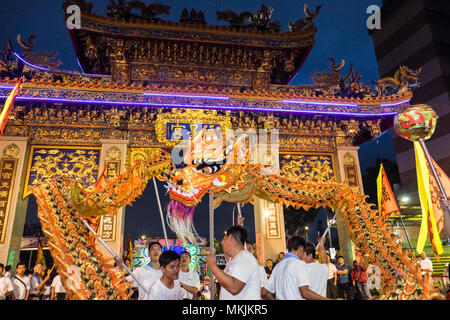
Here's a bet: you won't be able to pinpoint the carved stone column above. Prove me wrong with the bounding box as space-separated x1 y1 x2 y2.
96 139 129 261
334 145 365 263
0 137 30 268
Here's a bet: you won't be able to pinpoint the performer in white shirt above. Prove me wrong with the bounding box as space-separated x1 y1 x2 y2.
126 241 163 300
302 239 329 297
245 241 268 289
12 262 30 300
179 251 201 299
326 253 338 298
147 250 184 300
0 263 15 300
418 252 434 288
262 236 333 300
50 274 66 300
206 225 261 300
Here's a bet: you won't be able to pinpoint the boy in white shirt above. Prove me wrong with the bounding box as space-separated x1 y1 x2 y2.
126 241 163 300
302 239 329 297
179 251 201 299
0 263 15 300
12 262 30 300
262 235 332 300
147 250 184 300
50 274 66 300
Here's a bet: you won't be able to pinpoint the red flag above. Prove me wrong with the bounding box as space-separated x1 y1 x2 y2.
0 77 24 135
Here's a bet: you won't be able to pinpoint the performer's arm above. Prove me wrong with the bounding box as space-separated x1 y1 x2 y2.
180 282 199 295
206 255 245 295
261 287 275 300
318 238 327 264
299 286 331 300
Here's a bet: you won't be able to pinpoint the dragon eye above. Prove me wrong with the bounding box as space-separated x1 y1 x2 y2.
196 163 223 175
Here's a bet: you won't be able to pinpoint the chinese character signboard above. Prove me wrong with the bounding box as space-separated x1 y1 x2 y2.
0 159 17 243
166 123 221 142
344 164 359 187
155 109 232 147
265 203 281 239
98 160 120 241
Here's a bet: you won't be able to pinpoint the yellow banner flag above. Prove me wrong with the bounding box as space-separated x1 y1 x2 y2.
0 77 24 136
36 238 46 275
414 141 443 261
377 163 401 220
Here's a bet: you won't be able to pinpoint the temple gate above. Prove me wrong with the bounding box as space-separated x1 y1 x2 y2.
0 1 414 268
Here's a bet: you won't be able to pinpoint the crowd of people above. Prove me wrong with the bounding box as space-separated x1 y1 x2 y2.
0 262 66 300
126 224 380 300
1 223 448 300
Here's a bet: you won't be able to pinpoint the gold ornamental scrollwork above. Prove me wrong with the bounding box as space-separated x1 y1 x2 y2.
155 109 232 147
23 146 101 198
3 144 20 158
280 153 336 183
343 152 356 165
106 146 121 161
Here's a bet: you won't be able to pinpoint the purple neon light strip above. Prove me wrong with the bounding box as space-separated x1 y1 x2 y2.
283 99 358 107
0 95 398 117
14 53 110 78
143 92 229 100
380 99 411 107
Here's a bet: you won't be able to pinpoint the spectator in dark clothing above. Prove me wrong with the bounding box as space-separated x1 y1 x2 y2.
264 259 274 278
272 252 285 268
335 256 352 299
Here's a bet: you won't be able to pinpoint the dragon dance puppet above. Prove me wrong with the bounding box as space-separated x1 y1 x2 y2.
32 123 445 300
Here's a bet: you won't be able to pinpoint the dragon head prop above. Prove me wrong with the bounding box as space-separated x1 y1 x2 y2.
162 128 252 242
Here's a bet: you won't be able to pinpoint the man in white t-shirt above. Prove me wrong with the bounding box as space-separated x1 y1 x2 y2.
179 251 201 299
419 252 433 277
147 250 184 300
0 263 15 300
418 252 434 288
326 253 337 298
245 241 267 290
12 262 30 300
262 236 332 300
126 241 163 300
206 225 261 300
240 215 267 290
302 239 329 297
50 274 66 300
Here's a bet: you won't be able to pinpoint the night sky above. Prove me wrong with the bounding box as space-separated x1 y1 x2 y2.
1 0 397 246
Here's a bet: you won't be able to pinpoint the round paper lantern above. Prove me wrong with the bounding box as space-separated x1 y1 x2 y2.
394 104 438 141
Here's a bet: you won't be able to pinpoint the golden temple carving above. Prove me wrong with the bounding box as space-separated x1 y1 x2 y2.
280 153 335 182
105 146 121 161
2 144 20 159
24 146 100 197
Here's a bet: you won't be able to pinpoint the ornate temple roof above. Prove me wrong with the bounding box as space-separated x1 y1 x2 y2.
63 0 319 87
0 1 422 146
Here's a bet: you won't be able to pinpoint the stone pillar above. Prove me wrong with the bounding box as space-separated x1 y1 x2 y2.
254 199 286 265
0 137 30 268
253 141 286 265
96 139 129 261
334 146 365 263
